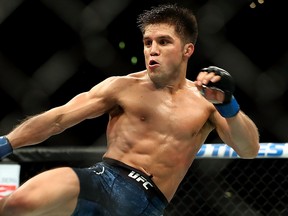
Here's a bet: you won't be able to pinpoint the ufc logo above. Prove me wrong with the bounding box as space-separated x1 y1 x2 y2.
128 171 153 190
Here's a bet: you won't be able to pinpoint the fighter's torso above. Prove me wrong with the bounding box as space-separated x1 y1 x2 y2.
103 71 215 201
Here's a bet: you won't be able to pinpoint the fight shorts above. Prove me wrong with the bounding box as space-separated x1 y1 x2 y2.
71 158 168 216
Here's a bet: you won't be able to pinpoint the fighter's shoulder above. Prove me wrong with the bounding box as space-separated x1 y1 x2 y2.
106 70 146 85
95 71 146 90
126 70 147 80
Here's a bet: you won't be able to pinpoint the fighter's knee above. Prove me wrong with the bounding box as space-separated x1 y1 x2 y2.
2 192 39 215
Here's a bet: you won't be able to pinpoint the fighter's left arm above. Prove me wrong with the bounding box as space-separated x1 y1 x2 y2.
196 66 260 158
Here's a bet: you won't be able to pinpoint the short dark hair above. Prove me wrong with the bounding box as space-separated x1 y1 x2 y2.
137 4 198 45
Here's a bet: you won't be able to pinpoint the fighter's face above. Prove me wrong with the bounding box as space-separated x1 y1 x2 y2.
143 24 187 86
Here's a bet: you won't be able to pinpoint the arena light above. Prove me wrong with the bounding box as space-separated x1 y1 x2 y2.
249 2 256 9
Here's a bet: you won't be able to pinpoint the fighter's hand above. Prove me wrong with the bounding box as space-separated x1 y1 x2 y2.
0 136 13 160
195 66 235 104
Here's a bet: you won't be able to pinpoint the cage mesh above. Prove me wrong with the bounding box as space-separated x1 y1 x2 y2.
165 159 288 216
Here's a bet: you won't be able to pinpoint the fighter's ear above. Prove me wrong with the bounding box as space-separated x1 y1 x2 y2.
184 43 194 57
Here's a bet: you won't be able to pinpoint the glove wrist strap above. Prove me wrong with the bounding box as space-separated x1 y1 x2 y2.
214 96 240 118
0 136 13 159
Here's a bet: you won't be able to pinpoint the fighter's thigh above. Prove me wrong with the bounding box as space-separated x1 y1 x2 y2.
9 167 80 214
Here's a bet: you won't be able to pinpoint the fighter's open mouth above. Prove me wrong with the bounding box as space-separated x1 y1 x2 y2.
149 60 158 65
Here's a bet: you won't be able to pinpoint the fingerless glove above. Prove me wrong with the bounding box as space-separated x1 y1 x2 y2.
0 136 13 159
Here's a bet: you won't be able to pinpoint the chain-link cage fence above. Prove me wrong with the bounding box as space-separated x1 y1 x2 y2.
164 143 288 216
165 158 288 216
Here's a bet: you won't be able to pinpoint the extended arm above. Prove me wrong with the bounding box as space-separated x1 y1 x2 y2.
0 76 119 158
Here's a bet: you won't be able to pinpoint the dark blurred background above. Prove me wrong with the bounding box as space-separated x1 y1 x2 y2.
0 0 287 148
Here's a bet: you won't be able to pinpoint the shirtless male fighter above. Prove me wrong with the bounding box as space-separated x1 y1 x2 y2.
0 4 259 216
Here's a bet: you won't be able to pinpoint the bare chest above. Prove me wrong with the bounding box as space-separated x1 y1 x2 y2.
119 88 212 136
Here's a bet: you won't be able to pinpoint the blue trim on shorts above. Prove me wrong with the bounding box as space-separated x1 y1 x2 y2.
71 158 168 216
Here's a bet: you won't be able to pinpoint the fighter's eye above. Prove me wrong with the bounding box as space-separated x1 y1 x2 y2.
159 40 168 45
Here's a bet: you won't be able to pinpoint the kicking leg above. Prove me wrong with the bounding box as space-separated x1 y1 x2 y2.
0 167 80 216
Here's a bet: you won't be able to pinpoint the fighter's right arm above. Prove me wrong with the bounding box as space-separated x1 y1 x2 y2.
0 76 123 159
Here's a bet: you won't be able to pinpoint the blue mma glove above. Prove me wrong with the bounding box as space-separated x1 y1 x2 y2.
201 66 240 118
0 136 13 159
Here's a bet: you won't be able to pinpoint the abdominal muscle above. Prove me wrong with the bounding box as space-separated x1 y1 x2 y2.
103 114 212 202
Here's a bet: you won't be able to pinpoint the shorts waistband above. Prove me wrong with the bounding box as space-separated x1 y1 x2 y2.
103 157 168 205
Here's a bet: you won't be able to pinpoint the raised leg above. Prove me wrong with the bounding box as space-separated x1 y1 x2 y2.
0 167 80 216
